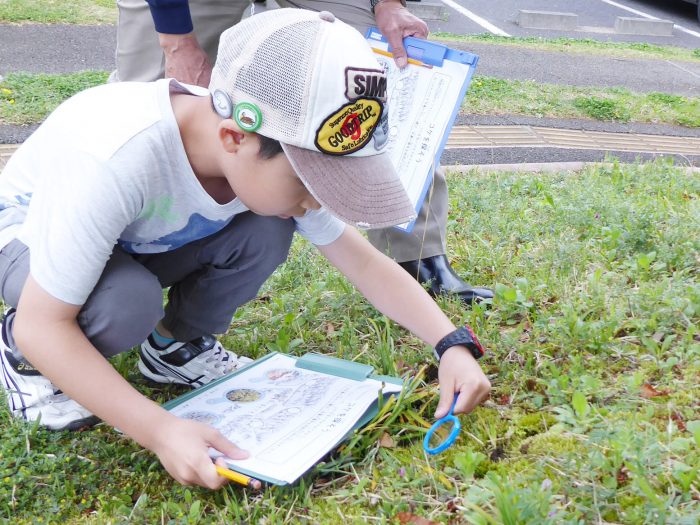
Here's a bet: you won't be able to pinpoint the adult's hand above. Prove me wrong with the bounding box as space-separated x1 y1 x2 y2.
158 32 213 87
374 0 429 69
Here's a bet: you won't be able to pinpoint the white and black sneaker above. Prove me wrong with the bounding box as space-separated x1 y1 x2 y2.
138 333 252 388
0 309 99 431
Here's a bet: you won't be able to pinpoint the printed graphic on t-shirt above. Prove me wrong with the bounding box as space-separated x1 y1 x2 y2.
119 213 233 253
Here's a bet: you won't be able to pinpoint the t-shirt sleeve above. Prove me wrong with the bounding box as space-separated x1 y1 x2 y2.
18 153 142 305
293 208 345 246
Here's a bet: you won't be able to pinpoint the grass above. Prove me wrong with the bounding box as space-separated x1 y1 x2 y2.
0 0 116 24
1 159 700 523
2 71 699 128
466 76 700 127
0 71 109 125
432 33 700 64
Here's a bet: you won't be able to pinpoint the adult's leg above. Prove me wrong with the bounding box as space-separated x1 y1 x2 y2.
134 212 295 342
277 0 492 304
112 0 249 82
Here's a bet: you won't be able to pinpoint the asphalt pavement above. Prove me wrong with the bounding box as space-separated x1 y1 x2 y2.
0 18 698 166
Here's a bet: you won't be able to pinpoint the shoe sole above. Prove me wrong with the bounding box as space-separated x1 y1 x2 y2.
46 415 100 432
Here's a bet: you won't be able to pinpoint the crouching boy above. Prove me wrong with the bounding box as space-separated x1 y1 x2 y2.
0 9 490 488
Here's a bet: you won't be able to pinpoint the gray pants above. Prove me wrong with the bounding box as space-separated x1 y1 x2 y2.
112 0 449 262
0 212 295 359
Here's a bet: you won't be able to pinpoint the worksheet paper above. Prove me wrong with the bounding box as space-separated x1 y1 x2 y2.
370 44 470 231
168 354 401 484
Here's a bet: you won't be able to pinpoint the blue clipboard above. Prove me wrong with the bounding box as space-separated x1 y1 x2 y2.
366 29 479 233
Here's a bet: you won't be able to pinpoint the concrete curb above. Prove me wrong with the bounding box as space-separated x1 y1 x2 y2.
447 161 700 174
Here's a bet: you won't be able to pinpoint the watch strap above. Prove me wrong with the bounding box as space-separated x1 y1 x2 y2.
434 325 485 361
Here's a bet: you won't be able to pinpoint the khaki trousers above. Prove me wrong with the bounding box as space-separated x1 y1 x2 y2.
113 0 449 262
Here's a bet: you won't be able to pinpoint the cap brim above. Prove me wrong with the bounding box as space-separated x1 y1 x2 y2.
281 143 416 229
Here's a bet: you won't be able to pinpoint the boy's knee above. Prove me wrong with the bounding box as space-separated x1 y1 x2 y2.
223 214 294 269
83 270 164 357
251 216 295 263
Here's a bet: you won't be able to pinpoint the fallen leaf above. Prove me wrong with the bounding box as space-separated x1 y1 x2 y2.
446 498 460 513
671 412 687 432
496 394 511 405
395 512 439 525
379 432 395 448
616 465 630 485
640 383 670 398
326 322 336 336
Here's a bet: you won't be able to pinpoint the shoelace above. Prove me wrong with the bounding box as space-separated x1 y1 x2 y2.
203 341 239 374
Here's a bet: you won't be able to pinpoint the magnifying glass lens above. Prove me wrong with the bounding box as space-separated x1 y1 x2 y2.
427 419 456 450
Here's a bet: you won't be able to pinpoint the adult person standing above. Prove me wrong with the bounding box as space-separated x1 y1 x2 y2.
112 0 493 305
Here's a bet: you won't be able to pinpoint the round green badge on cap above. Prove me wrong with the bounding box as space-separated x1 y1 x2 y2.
233 102 263 132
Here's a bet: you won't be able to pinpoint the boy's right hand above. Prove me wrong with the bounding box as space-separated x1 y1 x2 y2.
151 416 249 489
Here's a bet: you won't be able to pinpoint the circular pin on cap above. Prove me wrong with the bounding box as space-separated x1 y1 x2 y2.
233 102 263 133
318 11 335 22
212 89 233 119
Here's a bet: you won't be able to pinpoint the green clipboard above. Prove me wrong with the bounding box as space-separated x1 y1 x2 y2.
163 352 403 485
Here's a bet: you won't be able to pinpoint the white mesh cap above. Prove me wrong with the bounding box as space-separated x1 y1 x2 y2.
209 8 416 229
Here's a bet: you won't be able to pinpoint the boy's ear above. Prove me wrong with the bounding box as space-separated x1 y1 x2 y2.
218 119 247 153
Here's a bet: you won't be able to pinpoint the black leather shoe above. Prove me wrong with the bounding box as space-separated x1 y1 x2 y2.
399 255 494 305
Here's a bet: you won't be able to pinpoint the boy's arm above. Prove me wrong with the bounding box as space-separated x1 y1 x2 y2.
13 275 248 489
317 227 491 417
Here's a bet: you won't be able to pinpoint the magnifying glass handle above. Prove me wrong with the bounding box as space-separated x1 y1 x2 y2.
423 393 462 455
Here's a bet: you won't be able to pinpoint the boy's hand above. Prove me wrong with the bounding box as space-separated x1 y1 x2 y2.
151 416 249 489
435 346 491 418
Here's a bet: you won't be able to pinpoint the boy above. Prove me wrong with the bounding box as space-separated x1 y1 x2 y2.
0 9 490 489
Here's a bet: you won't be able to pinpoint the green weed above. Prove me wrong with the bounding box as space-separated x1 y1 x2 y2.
0 71 109 125
466 76 700 127
573 96 631 122
0 0 116 24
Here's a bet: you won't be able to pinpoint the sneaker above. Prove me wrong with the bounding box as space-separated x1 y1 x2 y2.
138 333 252 388
0 309 99 431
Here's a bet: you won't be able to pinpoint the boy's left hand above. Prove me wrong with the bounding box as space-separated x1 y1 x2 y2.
435 346 491 418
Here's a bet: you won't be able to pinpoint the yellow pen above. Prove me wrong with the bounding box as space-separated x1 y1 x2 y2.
215 465 262 490
371 47 433 69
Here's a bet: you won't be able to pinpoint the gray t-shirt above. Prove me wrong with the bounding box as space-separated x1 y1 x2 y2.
0 79 344 305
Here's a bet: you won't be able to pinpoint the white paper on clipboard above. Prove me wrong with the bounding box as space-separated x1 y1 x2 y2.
366 31 479 232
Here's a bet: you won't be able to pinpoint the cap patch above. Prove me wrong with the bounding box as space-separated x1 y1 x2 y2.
315 98 383 156
345 68 387 102
233 102 263 132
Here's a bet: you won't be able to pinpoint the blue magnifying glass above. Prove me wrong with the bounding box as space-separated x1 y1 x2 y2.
423 394 461 455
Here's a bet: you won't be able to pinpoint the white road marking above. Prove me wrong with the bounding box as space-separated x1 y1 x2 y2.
599 0 700 39
666 60 700 80
439 0 511 37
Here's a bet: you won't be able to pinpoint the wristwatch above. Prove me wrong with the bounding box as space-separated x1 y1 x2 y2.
370 0 407 14
434 325 485 361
